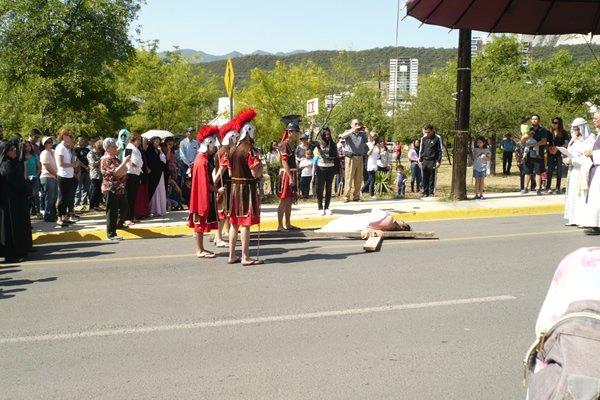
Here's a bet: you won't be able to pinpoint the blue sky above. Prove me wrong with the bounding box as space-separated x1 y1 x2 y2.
131 0 462 55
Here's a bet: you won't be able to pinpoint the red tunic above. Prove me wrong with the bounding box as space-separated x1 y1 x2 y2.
277 141 297 200
188 153 218 233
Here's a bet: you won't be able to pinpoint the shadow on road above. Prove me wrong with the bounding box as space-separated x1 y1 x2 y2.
26 241 115 261
0 264 57 300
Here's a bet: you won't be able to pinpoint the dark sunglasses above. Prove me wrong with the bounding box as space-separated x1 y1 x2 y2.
552 120 559 124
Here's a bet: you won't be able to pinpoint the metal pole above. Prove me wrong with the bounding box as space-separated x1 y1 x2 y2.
229 88 234 120
451 29 472 201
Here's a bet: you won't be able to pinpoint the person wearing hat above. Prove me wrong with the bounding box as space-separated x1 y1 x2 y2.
563 117 594 227
178 127 200 182
277 122 301 232
295 132 310 160
40 135 59 222
227 109 264 265
188 125 222 258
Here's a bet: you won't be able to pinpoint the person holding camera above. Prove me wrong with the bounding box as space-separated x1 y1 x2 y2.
124 132 143 225
101 138 131 241
340 119 368 203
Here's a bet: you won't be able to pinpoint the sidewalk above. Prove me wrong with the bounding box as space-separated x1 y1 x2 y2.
31 191 565 244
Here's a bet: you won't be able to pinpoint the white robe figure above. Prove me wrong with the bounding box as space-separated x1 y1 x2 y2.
581 133 600 229
563 118 596 226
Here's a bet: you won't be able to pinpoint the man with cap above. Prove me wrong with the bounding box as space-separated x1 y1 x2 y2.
277 122 301 231
295 132 310 160
188 125 222 258
178 127 199 182
227 109 264 265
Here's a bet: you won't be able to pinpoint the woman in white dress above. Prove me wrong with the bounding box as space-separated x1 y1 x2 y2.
563 118 595 226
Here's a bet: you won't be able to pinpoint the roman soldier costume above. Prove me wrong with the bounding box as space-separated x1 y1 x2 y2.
188 125 220 233
228 109 261 227
215 120 238 221
277 122 299 203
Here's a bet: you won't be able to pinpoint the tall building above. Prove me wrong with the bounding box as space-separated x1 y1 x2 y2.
517 34 532 66
389 58 418 101
471 36 486 56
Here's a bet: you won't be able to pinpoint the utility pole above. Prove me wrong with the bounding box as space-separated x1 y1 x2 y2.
451 29 471 201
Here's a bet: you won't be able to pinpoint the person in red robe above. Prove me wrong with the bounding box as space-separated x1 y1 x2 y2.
227 109 264 265
277 122 300 232
188 125 222 258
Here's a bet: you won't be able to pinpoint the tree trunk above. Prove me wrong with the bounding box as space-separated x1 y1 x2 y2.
490 131 497 175
451 29 471 201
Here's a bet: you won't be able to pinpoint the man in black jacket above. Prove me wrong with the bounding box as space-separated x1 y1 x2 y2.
419 124 442 197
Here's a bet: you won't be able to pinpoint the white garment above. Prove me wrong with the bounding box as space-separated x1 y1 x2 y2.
472 148 491 172
578 134 600 227
55 143 74 178
366 143 379 172
583 167 600 228
377 149 390 169
564 136 595 225
125 143 143 175
318 208 390 232
40 149 57 179
150 174 167 215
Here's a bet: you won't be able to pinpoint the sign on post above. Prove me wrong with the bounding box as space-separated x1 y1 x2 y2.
224 57 235 118
224 57 234 98
306 98 319 116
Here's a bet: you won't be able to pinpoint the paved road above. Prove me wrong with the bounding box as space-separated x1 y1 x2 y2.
1 214 596 399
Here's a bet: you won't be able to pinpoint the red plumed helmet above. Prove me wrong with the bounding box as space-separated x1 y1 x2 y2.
219 120 236 141
231 109 257 142
197 125 220 144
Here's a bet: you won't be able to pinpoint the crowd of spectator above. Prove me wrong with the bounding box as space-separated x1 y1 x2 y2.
0 126 197 244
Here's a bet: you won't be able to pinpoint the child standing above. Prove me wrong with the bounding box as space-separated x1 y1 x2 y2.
396 164 408 197
471 136 491 200
298 149 314 199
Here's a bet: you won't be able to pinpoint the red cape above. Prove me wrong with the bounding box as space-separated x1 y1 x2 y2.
189 153 211 217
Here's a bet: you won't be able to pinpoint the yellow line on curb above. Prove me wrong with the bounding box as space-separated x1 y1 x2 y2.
31 205 564 245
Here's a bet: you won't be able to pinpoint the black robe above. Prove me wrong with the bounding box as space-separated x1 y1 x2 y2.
145 144 167 200
0 139 33 261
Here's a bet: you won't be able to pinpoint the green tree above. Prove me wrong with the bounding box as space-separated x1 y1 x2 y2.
117 46 221 133
237 60 330 145
0 0 142 131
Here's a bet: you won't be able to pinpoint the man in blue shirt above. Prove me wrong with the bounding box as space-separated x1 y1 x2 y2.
499 133 516 175
178 127 199 181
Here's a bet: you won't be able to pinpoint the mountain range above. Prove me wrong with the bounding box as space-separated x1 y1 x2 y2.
172 49 307 63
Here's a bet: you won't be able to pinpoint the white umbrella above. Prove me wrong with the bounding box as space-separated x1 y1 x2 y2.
141 130 174 140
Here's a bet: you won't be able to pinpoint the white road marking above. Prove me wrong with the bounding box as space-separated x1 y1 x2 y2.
0 295 515 344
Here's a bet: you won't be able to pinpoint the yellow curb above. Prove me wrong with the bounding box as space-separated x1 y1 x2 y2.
32 205 564 245
392 204 564 222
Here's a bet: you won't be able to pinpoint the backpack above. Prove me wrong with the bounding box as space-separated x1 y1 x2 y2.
524 300 600 400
